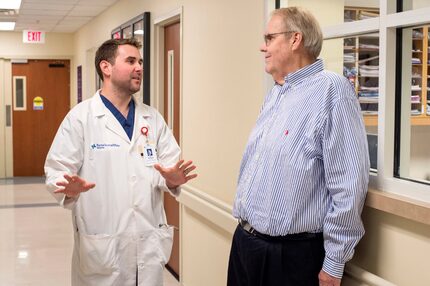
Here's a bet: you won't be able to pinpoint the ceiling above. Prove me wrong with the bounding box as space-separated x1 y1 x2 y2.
0 0 121 33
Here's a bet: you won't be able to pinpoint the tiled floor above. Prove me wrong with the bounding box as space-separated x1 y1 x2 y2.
0 177 180 286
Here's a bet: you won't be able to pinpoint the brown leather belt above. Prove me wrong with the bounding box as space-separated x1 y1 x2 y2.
239 219 323 241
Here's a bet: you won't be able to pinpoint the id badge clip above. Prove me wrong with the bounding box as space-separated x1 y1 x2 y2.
140 126 158 166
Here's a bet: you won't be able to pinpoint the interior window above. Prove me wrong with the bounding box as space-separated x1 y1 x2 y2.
396 25 430 183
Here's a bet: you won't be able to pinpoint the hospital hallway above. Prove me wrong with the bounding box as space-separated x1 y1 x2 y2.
0 177 180 286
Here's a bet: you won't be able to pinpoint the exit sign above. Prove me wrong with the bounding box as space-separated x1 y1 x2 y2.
23 30 45 44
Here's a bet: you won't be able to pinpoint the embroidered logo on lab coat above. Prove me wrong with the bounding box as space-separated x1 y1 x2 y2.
90 143 120 150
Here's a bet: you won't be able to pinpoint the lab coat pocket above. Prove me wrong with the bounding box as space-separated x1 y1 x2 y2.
141 226 174 265
79 233 118 275
138 226 173 285
154 226 174 263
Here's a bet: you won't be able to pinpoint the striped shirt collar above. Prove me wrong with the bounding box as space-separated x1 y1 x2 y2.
282 58 324 87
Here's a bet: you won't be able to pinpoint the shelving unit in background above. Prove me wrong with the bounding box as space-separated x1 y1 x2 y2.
344 7 430 126
344 7 380 126
411 26 430 125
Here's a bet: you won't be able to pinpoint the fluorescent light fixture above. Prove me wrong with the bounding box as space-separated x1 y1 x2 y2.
0 22 15 30
0 0 21 9
134 29 144 35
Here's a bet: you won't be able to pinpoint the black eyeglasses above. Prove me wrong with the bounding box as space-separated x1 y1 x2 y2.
263 31 295 45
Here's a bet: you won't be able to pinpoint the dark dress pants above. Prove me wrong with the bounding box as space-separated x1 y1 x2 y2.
227 225 325 286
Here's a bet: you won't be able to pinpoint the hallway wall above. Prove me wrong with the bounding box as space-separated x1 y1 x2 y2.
0 31 73 59
352 207 430 286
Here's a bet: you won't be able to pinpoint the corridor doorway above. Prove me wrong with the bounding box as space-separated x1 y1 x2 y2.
163 20 181 279
12 60 70 176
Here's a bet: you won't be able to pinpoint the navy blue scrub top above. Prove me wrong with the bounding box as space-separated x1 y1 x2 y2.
100 94 135 140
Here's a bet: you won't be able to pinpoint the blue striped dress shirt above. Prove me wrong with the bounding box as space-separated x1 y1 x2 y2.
233 59 370 278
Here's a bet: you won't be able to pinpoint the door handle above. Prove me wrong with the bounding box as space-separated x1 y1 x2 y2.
6 105 11 127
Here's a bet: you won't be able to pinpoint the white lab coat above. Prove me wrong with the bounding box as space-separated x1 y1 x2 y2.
45 91 181 286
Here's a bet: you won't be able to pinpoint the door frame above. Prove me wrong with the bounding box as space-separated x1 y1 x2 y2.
154 7 183 146
0 58 13 178
153 6 184 279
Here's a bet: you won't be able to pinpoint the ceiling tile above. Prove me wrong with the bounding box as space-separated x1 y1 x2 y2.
7 0 121 33
18 14 63 20
16 18 59 24
22 0 79 3
21 3 75 10
20 9 69 16
68 5 108 17
52 25 81 32
60 16 92 25
76 0 116 5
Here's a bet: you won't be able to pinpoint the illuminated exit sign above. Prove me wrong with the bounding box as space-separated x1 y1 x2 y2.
23 30 45 44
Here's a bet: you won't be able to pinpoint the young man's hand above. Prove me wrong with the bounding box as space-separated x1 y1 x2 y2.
54 174 96 198
154 160 197 189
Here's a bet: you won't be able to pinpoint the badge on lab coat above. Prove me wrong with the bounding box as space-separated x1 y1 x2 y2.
139 144 158 166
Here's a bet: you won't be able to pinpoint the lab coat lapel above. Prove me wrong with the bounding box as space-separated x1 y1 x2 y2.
131 100 153 148
105 113 131 143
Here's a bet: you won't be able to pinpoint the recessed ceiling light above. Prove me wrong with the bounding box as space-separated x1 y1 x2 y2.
0 0 21 10
0 22 15 30
18 250 28 259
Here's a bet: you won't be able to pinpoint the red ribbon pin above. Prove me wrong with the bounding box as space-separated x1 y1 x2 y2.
141 126 149 136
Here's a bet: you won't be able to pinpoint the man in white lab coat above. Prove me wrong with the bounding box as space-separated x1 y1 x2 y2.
45 38 196 286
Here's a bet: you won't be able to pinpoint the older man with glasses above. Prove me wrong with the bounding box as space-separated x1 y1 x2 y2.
227 7 369 286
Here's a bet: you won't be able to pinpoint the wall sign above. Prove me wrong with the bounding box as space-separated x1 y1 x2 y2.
23 30 45 44
33 96 44 110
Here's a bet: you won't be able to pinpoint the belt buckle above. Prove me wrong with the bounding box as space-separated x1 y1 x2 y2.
241 220 256 235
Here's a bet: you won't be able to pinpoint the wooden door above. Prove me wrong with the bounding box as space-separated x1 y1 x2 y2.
12 60 70 176
163 21 180 279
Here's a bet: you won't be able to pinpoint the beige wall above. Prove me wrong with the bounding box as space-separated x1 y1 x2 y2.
181 207 233 286
346 0 379 8
353 207 430 285
0 31 73 59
